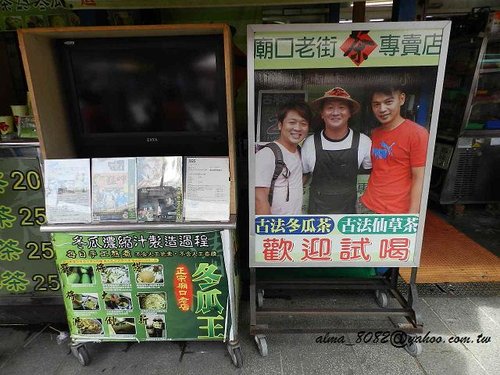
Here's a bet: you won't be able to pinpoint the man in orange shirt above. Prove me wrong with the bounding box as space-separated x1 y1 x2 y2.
359 85 429 214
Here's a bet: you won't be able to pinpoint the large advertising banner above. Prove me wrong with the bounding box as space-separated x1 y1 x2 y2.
248 22 451 267
0 156 60 296
52 230 230 341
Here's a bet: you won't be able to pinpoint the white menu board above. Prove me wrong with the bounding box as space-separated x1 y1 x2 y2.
183 157 230 221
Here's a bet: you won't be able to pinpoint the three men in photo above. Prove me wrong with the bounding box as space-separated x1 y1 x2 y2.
255 85 429 217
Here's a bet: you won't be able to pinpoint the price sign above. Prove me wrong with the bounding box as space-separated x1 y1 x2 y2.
0 155 60 296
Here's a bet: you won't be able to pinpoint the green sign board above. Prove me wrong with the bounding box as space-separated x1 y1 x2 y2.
52 230 230 341
0 156 60 296
253 29 444 69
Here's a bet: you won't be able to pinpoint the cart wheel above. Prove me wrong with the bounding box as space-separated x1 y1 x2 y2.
71 344 91 366
404 340 423 357
228 346 243 368
254 334 268 357
257 289 265 308
375 290 388 308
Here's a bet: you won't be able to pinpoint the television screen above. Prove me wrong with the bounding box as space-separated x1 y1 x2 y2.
57 34 228 157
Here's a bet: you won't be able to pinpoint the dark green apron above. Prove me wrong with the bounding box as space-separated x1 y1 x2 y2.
308 129 360 214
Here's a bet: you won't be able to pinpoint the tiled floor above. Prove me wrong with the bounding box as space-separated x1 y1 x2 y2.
430 204 500 258
1 284 498 375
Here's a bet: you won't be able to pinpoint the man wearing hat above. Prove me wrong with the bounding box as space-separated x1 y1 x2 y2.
302 87 372 214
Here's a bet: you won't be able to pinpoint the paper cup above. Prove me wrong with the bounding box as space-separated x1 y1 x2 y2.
0 116 15 139
11 105 28 130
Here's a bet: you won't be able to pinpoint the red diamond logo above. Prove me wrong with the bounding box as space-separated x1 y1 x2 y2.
340 31 378 66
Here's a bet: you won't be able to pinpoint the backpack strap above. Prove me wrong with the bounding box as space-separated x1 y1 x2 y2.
263 142 289 206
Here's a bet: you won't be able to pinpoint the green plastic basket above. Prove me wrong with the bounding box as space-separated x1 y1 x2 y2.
258 267 377 279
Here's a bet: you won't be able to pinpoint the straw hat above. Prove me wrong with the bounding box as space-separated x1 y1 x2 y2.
312 87 361 114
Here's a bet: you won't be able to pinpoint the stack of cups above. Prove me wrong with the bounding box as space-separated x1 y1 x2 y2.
0 104 29 140
12 105 29 133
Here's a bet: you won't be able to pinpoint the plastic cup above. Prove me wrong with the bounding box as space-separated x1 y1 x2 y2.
11 105 28 130
0 116 14 139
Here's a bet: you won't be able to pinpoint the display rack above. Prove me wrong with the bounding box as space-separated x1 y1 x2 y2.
431 9 500 204
19 24 242 367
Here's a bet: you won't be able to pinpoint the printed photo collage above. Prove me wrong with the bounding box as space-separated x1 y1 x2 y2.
65 263 167 340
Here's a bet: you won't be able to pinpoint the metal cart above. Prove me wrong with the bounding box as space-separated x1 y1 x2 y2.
249 267 423 357
19 22 241 367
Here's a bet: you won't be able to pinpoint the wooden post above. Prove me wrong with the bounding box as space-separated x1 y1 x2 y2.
328 3 340 23
392 0 417 21
352 1 366 23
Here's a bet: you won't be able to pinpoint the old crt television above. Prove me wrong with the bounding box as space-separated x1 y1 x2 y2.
57 34 228 157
